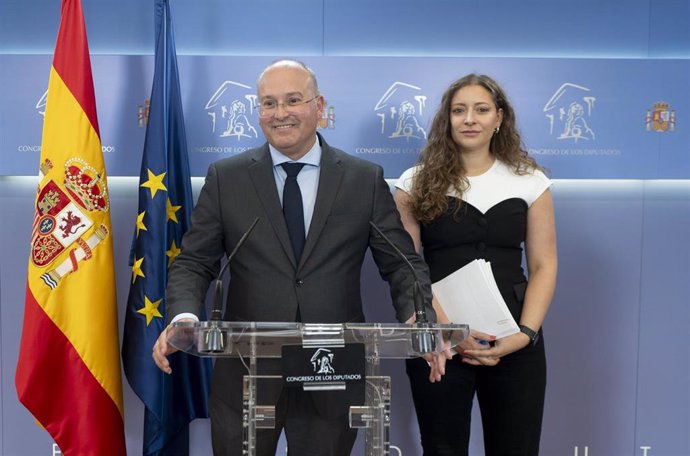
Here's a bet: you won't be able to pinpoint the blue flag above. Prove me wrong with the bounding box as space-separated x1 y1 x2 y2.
122 1 212 455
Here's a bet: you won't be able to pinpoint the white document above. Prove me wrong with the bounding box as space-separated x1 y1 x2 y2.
431 259 519 339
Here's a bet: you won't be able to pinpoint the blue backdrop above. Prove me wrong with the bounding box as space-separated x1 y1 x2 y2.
1 1 688 456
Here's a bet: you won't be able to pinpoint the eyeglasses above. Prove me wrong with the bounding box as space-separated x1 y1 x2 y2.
258 95 320 116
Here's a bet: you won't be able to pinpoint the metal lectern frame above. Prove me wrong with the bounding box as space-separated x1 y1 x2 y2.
168 321 468 456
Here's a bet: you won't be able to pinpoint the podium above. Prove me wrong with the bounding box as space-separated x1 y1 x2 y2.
168 321 468 456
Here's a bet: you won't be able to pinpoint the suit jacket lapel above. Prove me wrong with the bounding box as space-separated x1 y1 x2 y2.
300 141 343 271
247 145 297 267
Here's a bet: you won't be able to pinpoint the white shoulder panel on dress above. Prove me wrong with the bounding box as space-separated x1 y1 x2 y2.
463 161 551 213
395 165 420 194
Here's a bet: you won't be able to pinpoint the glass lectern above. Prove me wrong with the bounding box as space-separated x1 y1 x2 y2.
168 321 468 456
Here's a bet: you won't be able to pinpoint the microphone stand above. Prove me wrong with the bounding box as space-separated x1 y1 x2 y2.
369 221 436 354
202 217 259 353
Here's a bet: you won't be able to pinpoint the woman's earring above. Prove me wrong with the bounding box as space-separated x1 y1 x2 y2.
494 126 500 135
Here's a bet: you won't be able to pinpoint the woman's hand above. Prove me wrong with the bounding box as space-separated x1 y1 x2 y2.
457 329 500 366
462 331 531 365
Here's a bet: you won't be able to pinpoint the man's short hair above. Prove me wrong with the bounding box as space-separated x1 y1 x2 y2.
257 59 320 95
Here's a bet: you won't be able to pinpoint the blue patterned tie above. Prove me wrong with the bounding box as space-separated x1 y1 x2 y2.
281 162 306 263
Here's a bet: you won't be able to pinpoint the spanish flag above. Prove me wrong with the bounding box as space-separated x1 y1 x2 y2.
15 0 127 455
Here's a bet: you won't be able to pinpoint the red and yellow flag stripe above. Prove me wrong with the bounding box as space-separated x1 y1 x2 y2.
15 1 126 455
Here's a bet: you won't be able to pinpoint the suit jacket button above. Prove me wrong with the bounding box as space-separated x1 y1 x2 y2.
477 217 488 227
296 279 304 287
476 242 486 252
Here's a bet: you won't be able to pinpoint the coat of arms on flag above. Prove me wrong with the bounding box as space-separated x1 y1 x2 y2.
31 157 111 289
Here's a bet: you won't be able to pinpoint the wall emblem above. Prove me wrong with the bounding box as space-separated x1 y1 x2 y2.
137 98 151 128
543 83 596 142
318 101 336 130
36 90 48 117
645 102 675 132
374 82 428 140
205 81 259 140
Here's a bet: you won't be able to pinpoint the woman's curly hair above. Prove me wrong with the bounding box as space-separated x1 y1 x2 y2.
409 74 541 223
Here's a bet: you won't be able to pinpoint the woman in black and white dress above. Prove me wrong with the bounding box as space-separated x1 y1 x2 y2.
395 74 558 456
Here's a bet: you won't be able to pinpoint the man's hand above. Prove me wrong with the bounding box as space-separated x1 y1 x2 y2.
152 318 194 374
427 329 500 378
425 346 454 383
405 313 447 382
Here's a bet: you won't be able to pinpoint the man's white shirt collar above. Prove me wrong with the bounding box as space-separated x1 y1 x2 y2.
270 136 321 167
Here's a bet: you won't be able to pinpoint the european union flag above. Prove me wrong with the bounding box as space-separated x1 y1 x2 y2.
122 1 211 455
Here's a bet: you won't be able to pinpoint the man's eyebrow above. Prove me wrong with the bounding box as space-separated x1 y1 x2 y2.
261 91 304 99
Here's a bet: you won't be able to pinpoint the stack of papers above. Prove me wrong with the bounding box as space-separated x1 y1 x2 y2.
431 259 519 339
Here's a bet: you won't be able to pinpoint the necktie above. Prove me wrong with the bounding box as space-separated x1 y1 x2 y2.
280 162 306 263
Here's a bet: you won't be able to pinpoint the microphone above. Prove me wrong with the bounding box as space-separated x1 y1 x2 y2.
210 217 260 321
369 221 436 353
201 218 259 354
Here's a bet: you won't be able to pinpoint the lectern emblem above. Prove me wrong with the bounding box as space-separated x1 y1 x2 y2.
310 348 335 374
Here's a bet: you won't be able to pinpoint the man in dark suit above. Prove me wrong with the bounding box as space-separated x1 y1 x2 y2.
152 59 434 456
